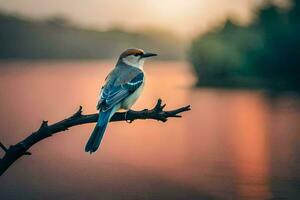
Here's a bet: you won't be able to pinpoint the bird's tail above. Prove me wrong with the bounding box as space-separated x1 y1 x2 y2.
85 107 115 153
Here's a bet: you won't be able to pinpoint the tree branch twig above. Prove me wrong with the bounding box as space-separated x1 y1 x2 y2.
0 99 190 176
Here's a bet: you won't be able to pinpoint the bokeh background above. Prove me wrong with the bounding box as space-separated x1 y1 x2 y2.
0 0 300 199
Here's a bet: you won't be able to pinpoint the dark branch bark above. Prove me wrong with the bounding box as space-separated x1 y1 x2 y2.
0 99 190 176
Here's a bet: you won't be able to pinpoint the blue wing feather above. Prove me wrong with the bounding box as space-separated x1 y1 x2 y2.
98 72 144 111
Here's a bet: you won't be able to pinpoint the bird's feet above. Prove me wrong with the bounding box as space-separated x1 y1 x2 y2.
124 110 133 123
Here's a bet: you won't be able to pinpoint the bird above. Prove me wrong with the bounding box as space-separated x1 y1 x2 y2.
85 48 157 153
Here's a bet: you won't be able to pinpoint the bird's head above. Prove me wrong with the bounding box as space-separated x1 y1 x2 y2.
117 48 157 69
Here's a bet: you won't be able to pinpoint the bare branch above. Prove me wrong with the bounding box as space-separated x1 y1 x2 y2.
0 99 190 176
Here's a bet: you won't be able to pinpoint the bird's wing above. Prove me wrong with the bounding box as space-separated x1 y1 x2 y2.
97 70 144 111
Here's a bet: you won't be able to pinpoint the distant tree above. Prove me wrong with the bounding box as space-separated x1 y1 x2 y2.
189 0 300 92
0 13 185 60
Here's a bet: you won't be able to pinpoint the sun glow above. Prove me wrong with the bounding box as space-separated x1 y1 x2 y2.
0 0 288 37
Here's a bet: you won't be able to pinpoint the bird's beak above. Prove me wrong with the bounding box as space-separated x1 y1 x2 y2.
142 52 157 58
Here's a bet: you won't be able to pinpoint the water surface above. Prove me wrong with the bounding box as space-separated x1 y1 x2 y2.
0 61 299 200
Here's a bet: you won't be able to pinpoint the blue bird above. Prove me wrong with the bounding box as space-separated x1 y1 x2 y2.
85 48 157 153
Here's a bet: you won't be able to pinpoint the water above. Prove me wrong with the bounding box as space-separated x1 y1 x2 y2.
0 61 299 200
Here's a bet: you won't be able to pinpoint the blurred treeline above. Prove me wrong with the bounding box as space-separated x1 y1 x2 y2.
0 13 185 60
189 1 300 92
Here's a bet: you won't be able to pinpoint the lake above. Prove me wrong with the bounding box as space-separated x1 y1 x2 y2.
0 60 300 200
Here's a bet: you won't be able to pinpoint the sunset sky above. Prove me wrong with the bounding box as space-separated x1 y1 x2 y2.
0 0 289 37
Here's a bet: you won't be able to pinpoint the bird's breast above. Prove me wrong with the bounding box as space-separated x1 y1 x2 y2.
121 83 144 110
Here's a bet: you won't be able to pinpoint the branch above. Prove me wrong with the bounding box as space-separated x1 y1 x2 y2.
0 99 190 176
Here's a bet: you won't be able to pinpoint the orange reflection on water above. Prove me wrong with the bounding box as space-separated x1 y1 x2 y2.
182 90 272 199
229 93 271 199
